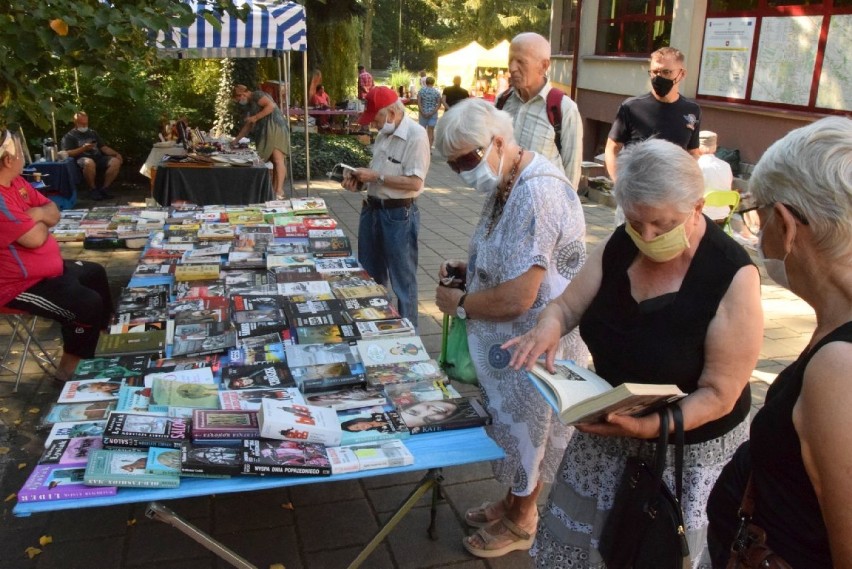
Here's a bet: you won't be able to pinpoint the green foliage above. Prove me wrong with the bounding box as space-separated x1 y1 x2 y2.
389 70 415 92
290 134 372 181
307 17 361 104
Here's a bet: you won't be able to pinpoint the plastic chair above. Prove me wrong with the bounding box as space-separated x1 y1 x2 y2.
703 190 741 235
0 307 58 391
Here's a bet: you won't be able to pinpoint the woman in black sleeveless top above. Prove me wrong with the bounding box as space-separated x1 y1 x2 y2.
707 117 852 568
505 139 763 567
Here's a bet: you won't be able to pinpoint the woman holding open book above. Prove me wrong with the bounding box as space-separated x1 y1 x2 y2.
433 98 589 558
504 139 763 567
706 118 852 568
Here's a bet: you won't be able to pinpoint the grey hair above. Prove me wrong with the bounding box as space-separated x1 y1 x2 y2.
614 138 704 214
434 98 516 158
750 116 852 260
378 100 406 120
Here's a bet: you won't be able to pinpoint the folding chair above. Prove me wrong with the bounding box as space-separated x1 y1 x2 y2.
0 307 58 391
703 190 741 235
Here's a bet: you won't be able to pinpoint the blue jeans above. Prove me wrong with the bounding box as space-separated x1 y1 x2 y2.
358 201 420 329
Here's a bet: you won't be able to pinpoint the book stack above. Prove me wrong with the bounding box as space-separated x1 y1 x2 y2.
19 198 495 502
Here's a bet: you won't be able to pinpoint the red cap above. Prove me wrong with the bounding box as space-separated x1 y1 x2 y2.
357 86 399 125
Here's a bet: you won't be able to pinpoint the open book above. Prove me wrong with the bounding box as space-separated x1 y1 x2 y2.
528 360 685 425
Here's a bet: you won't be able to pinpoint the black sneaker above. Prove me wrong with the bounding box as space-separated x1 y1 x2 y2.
90 189 113 201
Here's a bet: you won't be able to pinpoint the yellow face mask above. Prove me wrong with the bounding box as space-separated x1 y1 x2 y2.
625 215 692 263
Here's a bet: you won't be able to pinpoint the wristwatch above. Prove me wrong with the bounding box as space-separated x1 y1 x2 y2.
456 293 468 320
378 174 386 185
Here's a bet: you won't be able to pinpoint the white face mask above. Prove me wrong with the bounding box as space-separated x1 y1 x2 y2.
379 111 396 135
77 127 89 133
458 143 503 196
757 230 790 290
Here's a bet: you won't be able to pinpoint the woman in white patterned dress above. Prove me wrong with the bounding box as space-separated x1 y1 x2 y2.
434 98 589 558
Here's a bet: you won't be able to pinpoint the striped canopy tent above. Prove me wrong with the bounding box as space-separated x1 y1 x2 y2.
155 0 314 189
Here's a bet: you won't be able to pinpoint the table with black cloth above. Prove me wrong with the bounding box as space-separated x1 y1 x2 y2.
152 163 273 206
31 158 81 210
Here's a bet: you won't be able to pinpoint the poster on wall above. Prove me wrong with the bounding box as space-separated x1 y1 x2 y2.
751 16 822 107
816 14 852 111
697 18 756 99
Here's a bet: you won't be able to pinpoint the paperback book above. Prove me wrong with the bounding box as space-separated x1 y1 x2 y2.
149 377 221 412
383 380 461 409
335 405 410 446
257 400 342 446
18 465 118 503
308 236 352 258
527 360 686 425
289 361 367 394
180 442 242 477
218 387 304 411
95 329 167 358
102 413 190 449
145 447 182 476
295 323 360 345
57 379 123 403
222 362 294 390
303 385 388 411
191 409 260 439
42 401 116 424
84 449 180 488
341 296 400 321
44 421 107 448
115 384 152 412
365 359 447 387
242 439 332 477
399 397 492 435
355 337 430 368
171 322 237 357
347 439 414 471
72 355 151 382
39 436 103 466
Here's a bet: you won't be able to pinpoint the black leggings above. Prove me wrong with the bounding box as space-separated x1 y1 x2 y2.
5 260 112 358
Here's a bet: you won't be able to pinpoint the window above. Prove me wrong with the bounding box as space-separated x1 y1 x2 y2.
596 0 674 56
554 0 580 55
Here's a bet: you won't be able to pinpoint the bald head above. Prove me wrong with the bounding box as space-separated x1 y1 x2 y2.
508 33 551 100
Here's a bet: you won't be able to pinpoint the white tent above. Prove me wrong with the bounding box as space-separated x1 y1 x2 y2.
155 0 313 189
436 42 486 89
476 40 510 69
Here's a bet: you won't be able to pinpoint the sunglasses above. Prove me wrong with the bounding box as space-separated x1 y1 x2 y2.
447 146 487 174
739 203 809 236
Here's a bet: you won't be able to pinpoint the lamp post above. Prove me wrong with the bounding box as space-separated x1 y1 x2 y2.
398 0 403 65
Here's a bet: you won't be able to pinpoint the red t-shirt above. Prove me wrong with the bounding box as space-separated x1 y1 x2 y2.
0 176 63 305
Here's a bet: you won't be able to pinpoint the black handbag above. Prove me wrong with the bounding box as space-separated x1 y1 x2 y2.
599 405 691 569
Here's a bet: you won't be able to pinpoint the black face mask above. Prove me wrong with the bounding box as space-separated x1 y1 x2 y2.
651 74 675 98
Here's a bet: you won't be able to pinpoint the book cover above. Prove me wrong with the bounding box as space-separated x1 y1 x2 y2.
400 397 492 435
241 439 331 477
149 378 221 411
365 359 447 387
290 197 328 215
291 311 351 328
44 421 107 449
342 296 400 321
145 447 182 476
326 446 361 475
268 238 311 256
267 254 315 270
238 332 287 349
218 387 304 411
224 272 273 292
303 218 338 231
283 298 344 318
84 449 180 488
102 413 190 449
348 439 414 471
95 329 167 358
175 264 221 282
143 366 216 388
226 250 266 270
180 442 242 477
132 263 177 278
116 384 152 412
39 436 103 466
171 322 237 357
272 266 320 283
150 354 223 374
191 409 260 439
57 379 123 403
383 380 461 409
355 337 430 368
309 236 352 258
355 318 415 339
335 405 410 446
257 400 342 446
226 342 286 366
527 360 686 425
169 296 230 324
17 464 118 503
284 342 359 368
290 361 367 394
42 401 116 424
223 362 295 390
295 323 360 345
74 355 151 381
303 386 388 412
332 283 388 300
277 280 333 298
173 279 226 300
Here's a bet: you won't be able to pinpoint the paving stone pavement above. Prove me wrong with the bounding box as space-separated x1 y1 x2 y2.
0 159 814 569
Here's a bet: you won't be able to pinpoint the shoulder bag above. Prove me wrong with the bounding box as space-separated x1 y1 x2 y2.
438 314 478 385
599 405 691 569
726 475 793 569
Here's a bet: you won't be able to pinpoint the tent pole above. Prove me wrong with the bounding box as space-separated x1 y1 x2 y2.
280 52 295 197
303 50 310 194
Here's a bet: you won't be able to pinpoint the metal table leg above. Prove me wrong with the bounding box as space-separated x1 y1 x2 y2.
347 468 444 569
145 501 258 569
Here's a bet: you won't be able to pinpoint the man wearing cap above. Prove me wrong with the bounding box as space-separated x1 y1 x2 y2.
697 130 733 192
341 86 430 328
604 46 701 182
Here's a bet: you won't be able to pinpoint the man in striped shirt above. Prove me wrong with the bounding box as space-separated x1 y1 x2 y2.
499 32 583 189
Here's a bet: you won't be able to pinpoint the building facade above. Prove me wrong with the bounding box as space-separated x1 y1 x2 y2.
549 0 850 165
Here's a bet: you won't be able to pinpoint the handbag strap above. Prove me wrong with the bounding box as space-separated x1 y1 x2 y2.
670 404 685 505
652 406 686 504
439 313 450 364
652 408 671 493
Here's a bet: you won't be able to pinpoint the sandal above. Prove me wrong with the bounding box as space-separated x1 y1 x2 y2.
274 193 286 200
463 515 538 558
465 499 508 528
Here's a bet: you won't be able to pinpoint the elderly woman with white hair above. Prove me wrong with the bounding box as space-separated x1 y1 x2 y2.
504 138 763 567
707 117 852 568
433 97 589 558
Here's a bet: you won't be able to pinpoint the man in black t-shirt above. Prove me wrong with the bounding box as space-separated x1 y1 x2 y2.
441 76 470 109
604 47 701 182
61 112 123 201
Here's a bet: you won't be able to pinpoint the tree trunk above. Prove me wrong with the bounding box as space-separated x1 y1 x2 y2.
361 0 373 70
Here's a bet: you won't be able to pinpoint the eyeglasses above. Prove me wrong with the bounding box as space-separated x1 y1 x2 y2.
447 146 487 173
739 203 809 236
647 68 681 79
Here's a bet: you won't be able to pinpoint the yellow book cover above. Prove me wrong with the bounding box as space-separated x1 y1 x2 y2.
175 264 221 281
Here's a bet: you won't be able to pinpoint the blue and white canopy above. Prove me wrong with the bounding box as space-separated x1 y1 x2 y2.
156 0 307 58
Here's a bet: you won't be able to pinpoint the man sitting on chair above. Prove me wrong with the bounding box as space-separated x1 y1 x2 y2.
0 130 112 382
61 112 122 201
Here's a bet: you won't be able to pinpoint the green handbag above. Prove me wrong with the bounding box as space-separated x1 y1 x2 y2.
439 313 478 385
